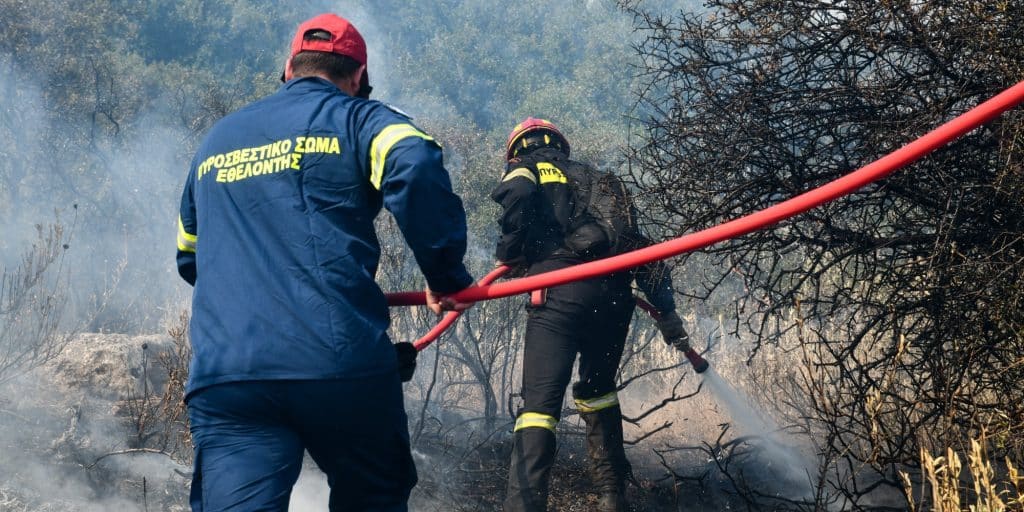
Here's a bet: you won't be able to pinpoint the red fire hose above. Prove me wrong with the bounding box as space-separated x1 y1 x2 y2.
394 79 1024 370
411 265 509 350
412 265 711 372
388 79 1024 310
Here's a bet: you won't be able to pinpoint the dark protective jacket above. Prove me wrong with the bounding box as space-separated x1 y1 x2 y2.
176 77 473 396
490 148 676 313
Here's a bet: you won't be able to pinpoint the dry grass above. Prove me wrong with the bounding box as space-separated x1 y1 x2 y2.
902 437 1024 512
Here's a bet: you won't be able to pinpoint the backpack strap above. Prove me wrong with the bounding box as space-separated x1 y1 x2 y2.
565 163 598 233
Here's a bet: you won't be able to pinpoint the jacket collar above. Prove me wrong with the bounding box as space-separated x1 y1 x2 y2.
283 76 344 94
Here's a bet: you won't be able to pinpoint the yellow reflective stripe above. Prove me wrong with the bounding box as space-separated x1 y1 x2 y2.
369 123 434 190
574 391 619 413
514 412 558 432
502 167 536 183
536 162 567 184
177 216 197 253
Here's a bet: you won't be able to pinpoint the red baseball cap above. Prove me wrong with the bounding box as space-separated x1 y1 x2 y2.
282 13 369 88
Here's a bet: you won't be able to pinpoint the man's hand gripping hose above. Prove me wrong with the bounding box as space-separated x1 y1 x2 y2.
410 266 509 350
393 266 510 383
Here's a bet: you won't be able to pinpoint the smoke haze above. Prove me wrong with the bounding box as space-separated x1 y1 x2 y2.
0 1 834 510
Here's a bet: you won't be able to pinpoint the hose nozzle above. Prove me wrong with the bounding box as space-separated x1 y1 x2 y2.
671 337 710 373
683 348 710 373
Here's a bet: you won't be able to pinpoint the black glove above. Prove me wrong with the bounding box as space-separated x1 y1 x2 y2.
497 259 529 279
656 312 691 351
394 342 417 382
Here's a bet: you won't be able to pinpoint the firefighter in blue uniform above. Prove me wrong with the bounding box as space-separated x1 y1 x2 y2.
175 13 474 512
492 119 690 512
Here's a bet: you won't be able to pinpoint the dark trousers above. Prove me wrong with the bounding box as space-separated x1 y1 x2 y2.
187 375 417 512
505 271 634 512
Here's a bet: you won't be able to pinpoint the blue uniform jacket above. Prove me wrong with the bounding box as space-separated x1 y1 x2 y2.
176 77 473 396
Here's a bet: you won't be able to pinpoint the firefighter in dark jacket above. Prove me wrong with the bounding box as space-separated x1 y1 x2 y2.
175 13 473 512
492 118 690 512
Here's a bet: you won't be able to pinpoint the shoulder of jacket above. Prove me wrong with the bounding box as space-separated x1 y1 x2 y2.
502 162 538 183
563 157 597 170
382 103 414 120
344 99 412 121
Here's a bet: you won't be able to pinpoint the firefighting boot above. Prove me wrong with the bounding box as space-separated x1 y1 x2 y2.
581 406 631 512
504 424 557 512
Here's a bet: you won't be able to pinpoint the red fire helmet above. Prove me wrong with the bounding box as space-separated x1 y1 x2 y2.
505 117 570 161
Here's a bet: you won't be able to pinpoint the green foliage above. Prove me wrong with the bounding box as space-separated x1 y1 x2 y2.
368 0 638 160
1 0 642 280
